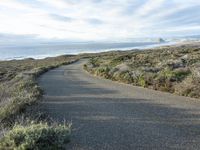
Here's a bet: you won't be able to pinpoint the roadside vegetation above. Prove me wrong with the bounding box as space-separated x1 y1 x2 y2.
0 121 71 150
84 43 200 99
0 55 77 149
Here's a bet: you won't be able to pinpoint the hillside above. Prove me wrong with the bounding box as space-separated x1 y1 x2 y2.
84 42 200 99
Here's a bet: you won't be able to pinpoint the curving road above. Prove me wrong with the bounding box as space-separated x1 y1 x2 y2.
38 60 200 150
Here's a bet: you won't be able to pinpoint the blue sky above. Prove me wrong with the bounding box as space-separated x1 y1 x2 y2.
0 0 200 42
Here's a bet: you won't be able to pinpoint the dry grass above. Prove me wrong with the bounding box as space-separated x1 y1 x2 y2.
0 55 77 123
0 55 77 149
84 43 200 99
0 121 71 150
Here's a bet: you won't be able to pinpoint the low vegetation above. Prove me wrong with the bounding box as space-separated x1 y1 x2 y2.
84 43 200 99
0 121 71 150
0 55 77 149
0 55 77 123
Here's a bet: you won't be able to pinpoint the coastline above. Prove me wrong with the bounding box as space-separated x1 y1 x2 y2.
0 41 177 61
1 40 200 62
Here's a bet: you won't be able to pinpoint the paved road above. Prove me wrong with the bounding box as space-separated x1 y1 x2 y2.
38 60 200 150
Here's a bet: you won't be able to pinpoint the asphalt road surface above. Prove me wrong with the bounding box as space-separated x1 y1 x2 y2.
38 60 200 150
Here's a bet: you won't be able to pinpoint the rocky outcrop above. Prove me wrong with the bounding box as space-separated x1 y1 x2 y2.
158 38 165 43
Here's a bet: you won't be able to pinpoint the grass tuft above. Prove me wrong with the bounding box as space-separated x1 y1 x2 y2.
0 122 71 150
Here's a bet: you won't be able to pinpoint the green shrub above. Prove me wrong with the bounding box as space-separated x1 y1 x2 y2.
122 72 133 83
138 76 147 87
109 55 132 67
158 68 191 83
112 71 133 83
160 69 175 80
118 71 133 83
95 66 110 78
89 58 100 67
83 64 87 70
0 122 71 150
173 69 191 81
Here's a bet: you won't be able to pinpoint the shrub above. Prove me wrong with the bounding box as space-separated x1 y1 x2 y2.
95 66 110 78
83 64 87 70
174 76 200 98
173 68 191 81
89 58 100 67
0 122 71 150
160 69 175 80
109 55 131 67
159 68 191 82
138 76 147 87
0 77 42 121
153 74 174 92
116 71 133 83
122 71 133 83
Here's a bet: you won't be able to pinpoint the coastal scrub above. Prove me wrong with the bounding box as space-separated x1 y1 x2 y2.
83 43 200 99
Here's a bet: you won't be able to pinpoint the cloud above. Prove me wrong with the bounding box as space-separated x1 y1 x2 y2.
135 0 165 17
0 0 199 41
49 14 74 22
37 0 73 9
86 18 104 25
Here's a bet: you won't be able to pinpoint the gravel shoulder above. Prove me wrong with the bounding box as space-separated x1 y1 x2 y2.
38 59 200 150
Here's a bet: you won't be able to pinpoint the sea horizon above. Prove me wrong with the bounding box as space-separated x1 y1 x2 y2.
0 41 175 60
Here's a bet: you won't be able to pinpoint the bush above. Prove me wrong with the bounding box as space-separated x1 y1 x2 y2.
109 55 132 67
0 122 71 150
159 69 175 80
95 66 110 78
153 75 174 92
122 71 133 83
173 68 190 81
138 76 147 87
111 71 132 83
89 58 100 67
0 77 42 121
174 76 200 98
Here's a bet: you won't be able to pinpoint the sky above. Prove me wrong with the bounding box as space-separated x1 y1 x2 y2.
0 0 200 42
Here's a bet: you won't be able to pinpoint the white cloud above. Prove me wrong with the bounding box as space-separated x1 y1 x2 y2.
0 0 199 41
0 0 29 10
136 0 165 17
37 0 73 9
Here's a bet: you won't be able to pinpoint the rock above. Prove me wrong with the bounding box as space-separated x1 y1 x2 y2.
86 63 95 69
116 63 130 72
141 67 160 73
159 59 185 69
181 54 189 60
108 68 119 76
131 70 142 79
157 38 165 43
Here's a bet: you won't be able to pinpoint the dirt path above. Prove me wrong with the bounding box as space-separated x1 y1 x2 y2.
38 60 200 150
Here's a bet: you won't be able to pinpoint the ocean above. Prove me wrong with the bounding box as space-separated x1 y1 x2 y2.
0 42 172 60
